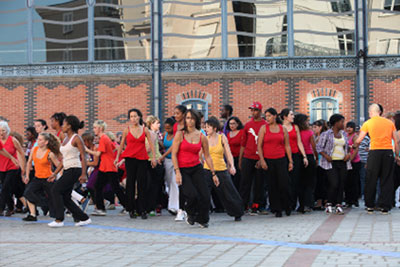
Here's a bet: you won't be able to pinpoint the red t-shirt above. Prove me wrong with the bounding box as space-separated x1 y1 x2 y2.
98 134 117 173
263 124 285 159
288 125 299 154
0 136 18 172
227 130 243 158
300 130 314 155
0 141 3 150
241 119 267 160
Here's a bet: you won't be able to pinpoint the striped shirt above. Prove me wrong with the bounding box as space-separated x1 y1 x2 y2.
358 135 370 163
316 129 352 170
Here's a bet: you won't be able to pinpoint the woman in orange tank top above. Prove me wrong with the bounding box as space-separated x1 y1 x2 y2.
22 133 60 221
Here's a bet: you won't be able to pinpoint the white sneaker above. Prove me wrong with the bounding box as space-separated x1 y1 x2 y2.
48 221 64 228
91 209 106 216
325 205 333 214
75 218 92 227
175 209 185 221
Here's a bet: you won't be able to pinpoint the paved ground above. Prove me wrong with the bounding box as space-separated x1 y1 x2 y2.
1 204 400 267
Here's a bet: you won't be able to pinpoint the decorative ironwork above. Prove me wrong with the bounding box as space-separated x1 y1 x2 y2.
2 56 399 78
0 62 153 78
162 57 358 73
367 57 400 70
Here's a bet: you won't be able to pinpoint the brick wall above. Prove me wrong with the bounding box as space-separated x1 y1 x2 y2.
1 71 399 137
368 74 400 114
0 77 152 136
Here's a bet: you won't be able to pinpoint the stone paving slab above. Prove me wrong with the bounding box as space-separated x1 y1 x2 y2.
1 205 400 266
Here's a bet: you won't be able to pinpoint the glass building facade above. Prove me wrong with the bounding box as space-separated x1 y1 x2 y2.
0 0 399 65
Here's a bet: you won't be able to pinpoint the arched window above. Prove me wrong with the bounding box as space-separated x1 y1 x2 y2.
310 97 338 122
181 99 208 120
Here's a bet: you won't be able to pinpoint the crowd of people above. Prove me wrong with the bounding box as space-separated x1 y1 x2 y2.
0 103 399 228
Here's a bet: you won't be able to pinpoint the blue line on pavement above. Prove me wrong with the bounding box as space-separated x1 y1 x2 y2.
2 216 400 258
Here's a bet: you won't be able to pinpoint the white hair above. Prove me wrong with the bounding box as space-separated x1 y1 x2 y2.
0 121 10 135
369 103 380 114
93 120 107 131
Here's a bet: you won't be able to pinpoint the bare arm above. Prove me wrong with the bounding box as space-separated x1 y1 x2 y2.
145 128 157 168
0 148 19 167
13 137 26 174
48 152 60 169
222 134 235 175
310 135 318 160
295 125 308 167
201 134 219 187
283 128 293 171
257 125 268 170
171 131 183 185
24 152 34 184
74 135 87 183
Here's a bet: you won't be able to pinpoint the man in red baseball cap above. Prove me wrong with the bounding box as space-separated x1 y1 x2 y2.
239 101 267 214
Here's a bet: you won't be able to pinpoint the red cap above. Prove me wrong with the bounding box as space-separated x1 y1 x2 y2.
249 101 263 111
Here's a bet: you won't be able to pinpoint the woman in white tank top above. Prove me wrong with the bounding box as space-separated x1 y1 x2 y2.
47 115 91 228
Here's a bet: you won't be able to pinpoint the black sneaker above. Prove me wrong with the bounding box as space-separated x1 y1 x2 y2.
185 215 195 225
381 209 389 215
275 211 282 218
234 216 242 222
199 222 208 228
366 208 374 214
129 211 137 219
141 212 148 219
22 215 37 221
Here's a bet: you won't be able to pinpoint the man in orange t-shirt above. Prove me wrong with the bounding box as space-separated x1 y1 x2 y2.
354 104 400 213
86 120 127 216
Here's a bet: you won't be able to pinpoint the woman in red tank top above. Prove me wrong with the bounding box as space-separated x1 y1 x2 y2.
257 108 293 218
280 108 308 211
115 108 157 219
226 116 244 190
0 121 26 216
50 112 66 142
173 105 187 136
171 109 218 228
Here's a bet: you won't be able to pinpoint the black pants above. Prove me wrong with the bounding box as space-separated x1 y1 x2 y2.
299 154 316 209
231 157 241 191
0 169 19 211
365 150 395 210
52 168 89 222
345 161 361 205
24 177 55 215
239 158 265 209
264 157 290 213
205 169 244 217
146 162 165 212
314 166 327 202
289 153 302 210
326 161 347 206
125 157 148 214
181 164 210 224
394 163 400 203
95 171 126 211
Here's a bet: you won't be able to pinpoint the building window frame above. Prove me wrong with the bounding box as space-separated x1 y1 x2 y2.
63 12 73 34
181 98 209 120
310 97 339 123
383 0 400 11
